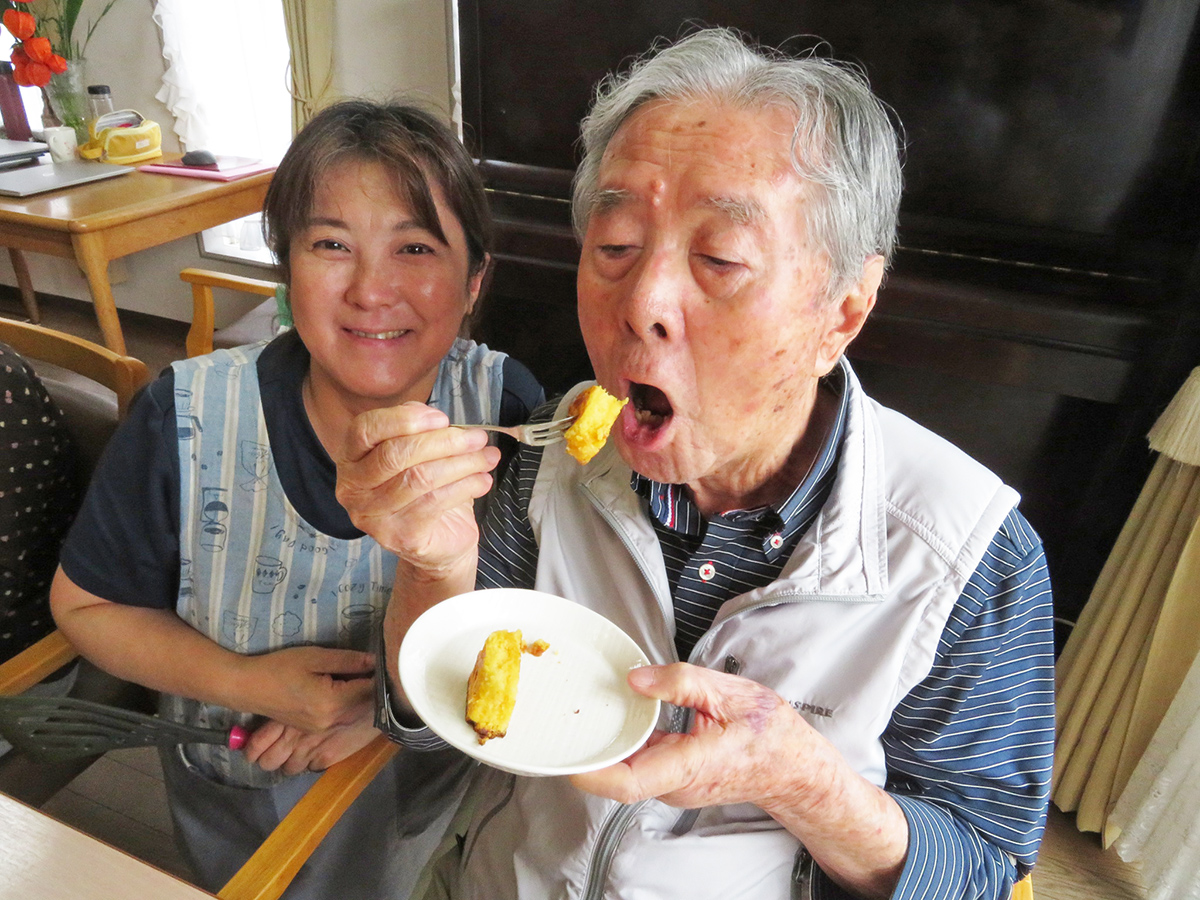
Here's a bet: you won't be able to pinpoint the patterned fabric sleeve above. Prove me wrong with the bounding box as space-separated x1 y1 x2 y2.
0 343 80 658
812 509 1055 900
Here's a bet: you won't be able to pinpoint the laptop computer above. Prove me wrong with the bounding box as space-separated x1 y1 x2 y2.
0 137 48 167
0 158 134 197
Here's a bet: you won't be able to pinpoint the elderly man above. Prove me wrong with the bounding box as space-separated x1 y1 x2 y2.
339 28 1053 900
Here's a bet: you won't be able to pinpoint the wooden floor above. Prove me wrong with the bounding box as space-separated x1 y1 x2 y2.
3 290 1150 899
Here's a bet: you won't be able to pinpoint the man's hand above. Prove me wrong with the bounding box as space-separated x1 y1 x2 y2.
571 663 822 810
243 715 379 776
571 663 909 900
242 646 376 733
336 402 500 571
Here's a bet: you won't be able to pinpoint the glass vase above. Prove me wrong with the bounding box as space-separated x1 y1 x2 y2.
44 62 88 145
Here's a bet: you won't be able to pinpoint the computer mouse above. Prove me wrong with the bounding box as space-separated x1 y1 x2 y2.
180 149 218 168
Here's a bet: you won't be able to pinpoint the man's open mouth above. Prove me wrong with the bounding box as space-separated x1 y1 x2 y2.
629 382 673 429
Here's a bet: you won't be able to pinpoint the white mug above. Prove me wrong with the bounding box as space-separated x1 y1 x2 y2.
44 125 77 163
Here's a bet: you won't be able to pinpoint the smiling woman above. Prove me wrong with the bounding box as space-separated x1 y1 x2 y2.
47 100 543 900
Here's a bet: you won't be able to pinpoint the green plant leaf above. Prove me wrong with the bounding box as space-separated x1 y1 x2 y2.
62 0 84 47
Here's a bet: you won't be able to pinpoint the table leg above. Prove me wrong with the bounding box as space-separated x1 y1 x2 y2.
71 234 127 356
6 248 39 323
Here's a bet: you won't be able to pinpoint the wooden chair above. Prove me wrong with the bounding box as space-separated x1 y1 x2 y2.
0 319 157 803
181 267 282 359
0 317 149 419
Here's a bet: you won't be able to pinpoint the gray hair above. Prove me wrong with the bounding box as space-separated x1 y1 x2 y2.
572 28 903 298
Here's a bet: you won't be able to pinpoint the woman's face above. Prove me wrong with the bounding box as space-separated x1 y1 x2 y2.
288 157 483 415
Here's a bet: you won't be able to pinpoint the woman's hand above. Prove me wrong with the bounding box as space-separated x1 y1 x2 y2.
240 645 376 733
336 401 494 710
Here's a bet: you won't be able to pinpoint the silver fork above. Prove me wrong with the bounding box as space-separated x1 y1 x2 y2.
451 416 576 446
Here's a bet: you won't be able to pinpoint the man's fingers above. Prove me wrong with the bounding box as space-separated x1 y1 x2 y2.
628 664 774 725
571 732 693 803
627 664 722 711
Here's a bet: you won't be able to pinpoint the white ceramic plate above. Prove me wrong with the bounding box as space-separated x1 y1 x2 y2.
399 588 660 776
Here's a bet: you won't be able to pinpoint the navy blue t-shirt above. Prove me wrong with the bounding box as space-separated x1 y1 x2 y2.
59 330 543 610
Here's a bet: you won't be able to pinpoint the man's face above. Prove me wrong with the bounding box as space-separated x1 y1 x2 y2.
577 98 877 514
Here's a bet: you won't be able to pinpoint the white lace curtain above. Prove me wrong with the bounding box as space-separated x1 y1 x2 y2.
1111 621 1200 900
153 0 292 262
152 0 291 160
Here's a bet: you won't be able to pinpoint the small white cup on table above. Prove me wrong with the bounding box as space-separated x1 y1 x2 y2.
44 125 78 163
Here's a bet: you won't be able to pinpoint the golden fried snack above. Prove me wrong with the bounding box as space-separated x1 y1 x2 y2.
466 629 524 744
465 630 552 744
564 385 627 464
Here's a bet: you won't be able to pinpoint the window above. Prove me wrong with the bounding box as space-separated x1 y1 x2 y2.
0 23 48 132
154 0 291 268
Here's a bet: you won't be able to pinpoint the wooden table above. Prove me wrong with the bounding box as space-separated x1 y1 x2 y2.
0 165 273 355
0 791 216 899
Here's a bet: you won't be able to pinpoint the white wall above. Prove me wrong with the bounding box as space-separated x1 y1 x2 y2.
334 0 452 115
0 0 453 328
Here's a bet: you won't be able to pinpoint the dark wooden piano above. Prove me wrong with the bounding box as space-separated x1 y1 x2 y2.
460 1 1200 651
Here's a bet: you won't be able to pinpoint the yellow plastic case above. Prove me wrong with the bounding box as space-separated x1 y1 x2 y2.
78 109 162 164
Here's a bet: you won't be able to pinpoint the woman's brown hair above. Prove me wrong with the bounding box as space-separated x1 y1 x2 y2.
263 100 493 286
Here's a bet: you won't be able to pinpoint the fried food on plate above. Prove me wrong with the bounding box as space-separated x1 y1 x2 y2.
465 630 550 744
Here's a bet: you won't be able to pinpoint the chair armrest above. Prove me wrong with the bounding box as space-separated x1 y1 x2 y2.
181 268 280 359
0 631 77 696
217 733 400 900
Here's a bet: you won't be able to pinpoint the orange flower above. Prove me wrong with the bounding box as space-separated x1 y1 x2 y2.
22 36 53 65
10 53 52 87
2 9 35 41
46 53 67 74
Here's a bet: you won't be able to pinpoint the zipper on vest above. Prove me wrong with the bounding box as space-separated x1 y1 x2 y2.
579 799 649 900
578 487 792 895
687 593 797 666
791 846 814 900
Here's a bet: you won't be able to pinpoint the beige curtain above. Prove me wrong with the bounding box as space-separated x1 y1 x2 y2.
281 0 336 135
1053 366 1200 842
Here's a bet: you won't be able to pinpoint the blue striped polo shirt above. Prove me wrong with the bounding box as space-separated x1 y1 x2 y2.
633 368 849 661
